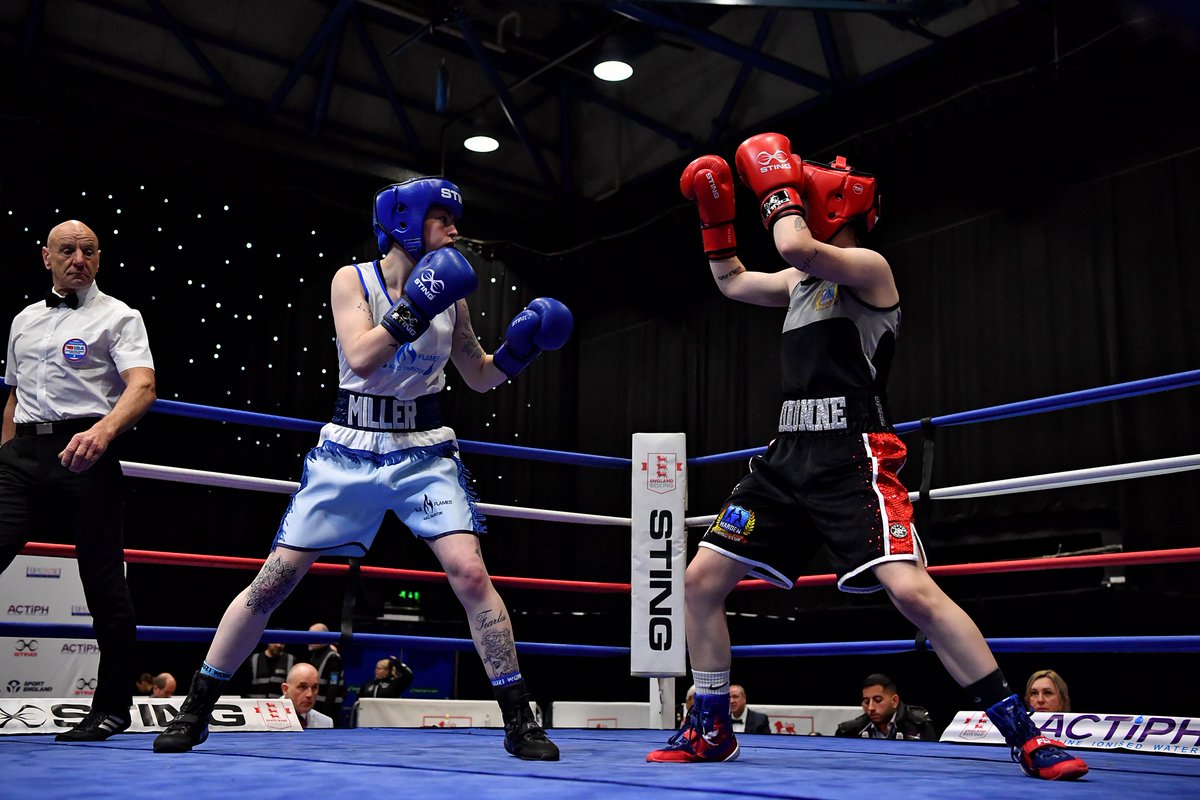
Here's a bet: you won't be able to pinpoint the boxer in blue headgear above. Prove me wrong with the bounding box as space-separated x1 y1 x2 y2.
154 176 572 762
373 177 465 258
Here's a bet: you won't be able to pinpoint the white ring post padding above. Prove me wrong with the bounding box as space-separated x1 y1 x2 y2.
683 453 1200 528
118 461 632 527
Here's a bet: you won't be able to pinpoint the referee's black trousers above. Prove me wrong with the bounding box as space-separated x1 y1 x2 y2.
0 428 136 713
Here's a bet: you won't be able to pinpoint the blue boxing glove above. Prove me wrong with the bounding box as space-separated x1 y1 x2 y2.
381 248 478 343
493 297 573 378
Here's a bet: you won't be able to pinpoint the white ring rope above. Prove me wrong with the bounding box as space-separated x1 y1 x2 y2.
121 451 1200 531
118 461 632 527
683 453 1200 529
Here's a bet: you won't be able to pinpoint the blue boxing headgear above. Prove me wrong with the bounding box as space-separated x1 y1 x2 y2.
373 177 464 258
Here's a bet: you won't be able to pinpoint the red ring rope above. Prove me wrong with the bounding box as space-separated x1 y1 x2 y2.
20 542 1199 593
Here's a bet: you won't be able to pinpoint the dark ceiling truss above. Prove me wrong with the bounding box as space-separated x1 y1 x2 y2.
10 0 1039 207
349 8 424 159
706 8 779 149
455 10 559 194
609 1 832 94
144 0 243 114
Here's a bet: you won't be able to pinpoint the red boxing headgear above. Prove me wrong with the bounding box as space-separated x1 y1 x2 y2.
801 156 880 243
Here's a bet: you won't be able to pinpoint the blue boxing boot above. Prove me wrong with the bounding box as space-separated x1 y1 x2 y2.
646 692 740 763
986 694 1088 780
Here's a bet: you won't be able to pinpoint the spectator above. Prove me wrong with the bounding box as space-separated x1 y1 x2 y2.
1025 670 1071 713
729 685 770 734
306 623 345 724
359 657 413 699
151 673 177 698
243 642 295 699
1 220 156 742
136 673 154 695
835 674 938 740
282 663 332 729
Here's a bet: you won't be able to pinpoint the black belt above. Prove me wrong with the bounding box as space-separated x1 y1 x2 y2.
15 418 101 437
331 389 442 432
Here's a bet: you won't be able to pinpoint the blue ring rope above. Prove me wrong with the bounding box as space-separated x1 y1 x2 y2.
691 369 1200 465
150 370 1198 469
151 399 629 469
2 623 1193 657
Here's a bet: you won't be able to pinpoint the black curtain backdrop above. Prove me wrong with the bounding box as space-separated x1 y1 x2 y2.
2 1 1198 725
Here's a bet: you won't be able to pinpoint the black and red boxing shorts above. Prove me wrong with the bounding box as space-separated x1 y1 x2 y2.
699 430 925 593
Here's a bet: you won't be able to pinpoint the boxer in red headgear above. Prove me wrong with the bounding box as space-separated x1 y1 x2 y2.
651 134 1088 782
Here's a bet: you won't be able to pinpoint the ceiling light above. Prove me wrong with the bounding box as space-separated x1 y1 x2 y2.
464 135 499 153
593 60 633 82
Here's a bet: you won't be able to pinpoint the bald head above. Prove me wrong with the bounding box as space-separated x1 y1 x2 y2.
308 622 329 651
43 220 100 293
283 662 321 715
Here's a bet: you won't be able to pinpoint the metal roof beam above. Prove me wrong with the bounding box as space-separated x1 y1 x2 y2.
608 0 829 92
455 11 558 193
348 8 425 161
263 0 355 121
707 9 777 148
143 0 243 113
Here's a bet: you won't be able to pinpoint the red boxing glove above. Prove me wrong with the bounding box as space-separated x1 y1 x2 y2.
735 132 805 229
680 155 737 260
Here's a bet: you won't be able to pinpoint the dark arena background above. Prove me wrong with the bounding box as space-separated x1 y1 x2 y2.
2 0 1199 762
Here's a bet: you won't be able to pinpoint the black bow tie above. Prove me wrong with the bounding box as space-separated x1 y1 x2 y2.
46 290 79 309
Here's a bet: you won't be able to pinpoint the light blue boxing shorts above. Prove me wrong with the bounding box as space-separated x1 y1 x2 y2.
272 439 486 556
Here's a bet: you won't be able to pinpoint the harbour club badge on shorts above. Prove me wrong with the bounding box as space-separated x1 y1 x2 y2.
61 338 88 362
711 504 755 543
889 522 909 540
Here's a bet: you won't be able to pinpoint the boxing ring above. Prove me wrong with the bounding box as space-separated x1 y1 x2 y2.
3 369 1200 798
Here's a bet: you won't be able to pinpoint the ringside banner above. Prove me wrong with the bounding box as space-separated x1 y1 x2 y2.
630 433 687 678
0 697 303 734
0 556 98 700
941 709 1200 756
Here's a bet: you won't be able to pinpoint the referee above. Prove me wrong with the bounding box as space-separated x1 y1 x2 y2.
1 219 156 741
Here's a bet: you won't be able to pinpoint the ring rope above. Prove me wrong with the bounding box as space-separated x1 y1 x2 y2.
119 461 632 527
150 399 630 469
18 542 1197 593
19 542 632 593
689 369 1200 465
2 622 1195 658
685 453 1200 528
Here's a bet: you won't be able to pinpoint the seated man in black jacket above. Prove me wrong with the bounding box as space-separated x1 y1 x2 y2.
835 673 937 741
359 657 414 699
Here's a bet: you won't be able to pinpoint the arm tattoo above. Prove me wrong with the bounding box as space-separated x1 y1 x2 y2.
474 608 509 632
479 628 520 676
457 328 485 360
792 216 809 232
716 266 745 281
244 555 301 615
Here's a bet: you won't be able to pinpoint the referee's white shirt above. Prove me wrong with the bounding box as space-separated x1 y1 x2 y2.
4 283 154 423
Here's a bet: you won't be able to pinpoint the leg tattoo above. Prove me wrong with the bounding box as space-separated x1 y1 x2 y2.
480 628 519 677
244 555 300 615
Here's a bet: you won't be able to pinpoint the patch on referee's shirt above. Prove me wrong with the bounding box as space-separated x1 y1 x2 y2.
710 504 755 543
61 338 88 362
889 522 909 540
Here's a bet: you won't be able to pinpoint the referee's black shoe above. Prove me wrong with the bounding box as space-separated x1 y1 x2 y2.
55 708 131 742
